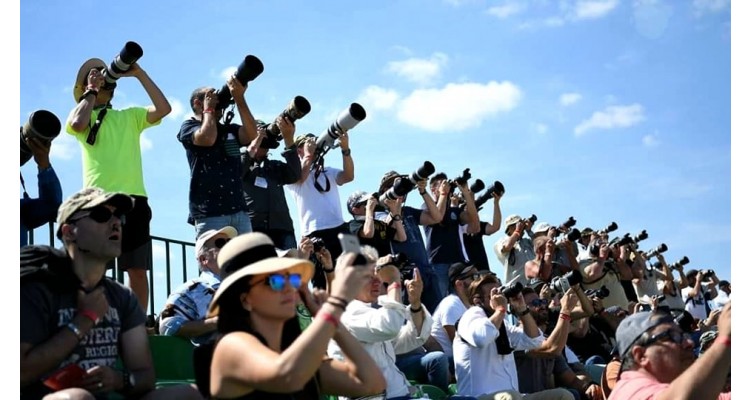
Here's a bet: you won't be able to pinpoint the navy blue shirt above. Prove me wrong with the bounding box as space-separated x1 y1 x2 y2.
423 205 466 264
464 221 490 270
177 119 247 220
391 206 431 269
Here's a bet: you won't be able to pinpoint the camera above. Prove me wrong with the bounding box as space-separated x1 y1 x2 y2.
550 269 583 294
526 214 538 226
20 110 61 166
561 216 577 230
314 103 367 163
564 228 581 242
701 269 715 281
584 285 610 299
408 161 435 184
263 96 312 141
500 281 523 299
469 179 485 194
102 41 143 86
669 256 690 271
599 222 618 235
633 230 648 243
610 233 635 248
474 180 505 209
644 243 668 259
310 237 325 252
391 252 416 280
449 168 472 190
378 176 415 204
216 55 265 111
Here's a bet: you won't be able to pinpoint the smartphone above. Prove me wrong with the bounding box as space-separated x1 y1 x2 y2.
43 363 86 391
337 233 368 265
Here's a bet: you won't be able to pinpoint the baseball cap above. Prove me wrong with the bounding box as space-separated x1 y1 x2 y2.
615 311 674 357
448 262 476 283
580 227 594 236
293 133 316 147
347 191 372 213
533 222 552 235
56 187 134 239
194 226 239 258
379 170 401 194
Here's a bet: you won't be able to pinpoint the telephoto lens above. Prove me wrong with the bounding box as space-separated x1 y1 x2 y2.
265 96 312 140
601 222 618 234
474 181 505 209
645 243 668 259
469 179 485 194
528 214 538 225
102 41 143 85
315 103 367 154
634 230 649 243
409 161 435 184
379 177 414 203
566 228 581 242
550 269 583 294
20 110 62 166
216 55 265 110
562 216 577 229
450 168 472 188
500 281 523 299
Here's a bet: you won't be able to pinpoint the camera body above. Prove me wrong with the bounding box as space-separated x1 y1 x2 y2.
310 237 325 252
391 252 416 280
102 41 143 86
701 269 715 281
449 168 471 190
561 216 577 230
500 281 523 299
216 55 265 111
550 269 583 294
20 110 61 166
584 285 610 299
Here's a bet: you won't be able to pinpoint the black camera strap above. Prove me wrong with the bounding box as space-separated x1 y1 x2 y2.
86 104 112 146
313 164 331 193
20 173 30 199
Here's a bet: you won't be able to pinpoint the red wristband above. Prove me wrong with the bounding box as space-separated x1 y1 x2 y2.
716 335 731 347
388 282 402 291
318 311 339 329
560 313 572 322
203 108 215 114
80 310 99 324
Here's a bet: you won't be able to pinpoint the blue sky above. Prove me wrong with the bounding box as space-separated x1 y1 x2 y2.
18 0 736 314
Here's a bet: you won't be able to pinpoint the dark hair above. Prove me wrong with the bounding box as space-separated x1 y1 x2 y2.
429 172 448 186
190 87 212 114
521 287 537 297
620 330 650 372
468 274 500 306
216 278 253 334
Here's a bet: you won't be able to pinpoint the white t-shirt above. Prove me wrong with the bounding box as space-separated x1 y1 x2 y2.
430 294 467 358
682 285 709 320
287 167 345 236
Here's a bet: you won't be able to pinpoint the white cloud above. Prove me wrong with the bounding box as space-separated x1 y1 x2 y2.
386 53 449 86
140 133 153 151
220 67 235 81
575 0 619 20
396 81 522 132
166 97 185 120
49 133 78 161
357 85 400 111
559 92 582 106
574 103 645 136
642 133 659 147
533 123 549 134
487 3 526 19
692 0 730 15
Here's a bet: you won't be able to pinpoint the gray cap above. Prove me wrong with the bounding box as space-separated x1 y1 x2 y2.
615 311 674 357
56 187 134 239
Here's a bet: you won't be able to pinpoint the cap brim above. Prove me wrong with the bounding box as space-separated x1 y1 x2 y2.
207 258 313 318
73 58 106 102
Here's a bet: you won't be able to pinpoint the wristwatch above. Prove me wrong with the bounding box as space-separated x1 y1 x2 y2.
516 308 530 317
122 370 135 391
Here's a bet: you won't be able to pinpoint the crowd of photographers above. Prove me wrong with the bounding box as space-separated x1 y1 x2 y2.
20 44 731 399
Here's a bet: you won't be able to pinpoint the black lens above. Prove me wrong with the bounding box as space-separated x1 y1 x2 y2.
215 238 232 249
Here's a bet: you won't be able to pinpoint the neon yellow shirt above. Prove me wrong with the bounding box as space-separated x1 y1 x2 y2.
66 107 159 196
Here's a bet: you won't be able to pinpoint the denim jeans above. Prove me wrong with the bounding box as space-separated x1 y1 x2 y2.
432 263 451 300
395 351 450 393
417 264 443 313
194 211 252 240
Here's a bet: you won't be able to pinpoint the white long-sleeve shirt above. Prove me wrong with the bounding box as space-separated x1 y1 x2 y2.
453 306 544 397
328 296 433 399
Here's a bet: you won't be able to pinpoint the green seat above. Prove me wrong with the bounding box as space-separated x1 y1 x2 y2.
148 335 196 387
448 383 458 395
415 384 448 399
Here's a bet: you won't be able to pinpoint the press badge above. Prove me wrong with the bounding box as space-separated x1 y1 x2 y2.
255 176 268 188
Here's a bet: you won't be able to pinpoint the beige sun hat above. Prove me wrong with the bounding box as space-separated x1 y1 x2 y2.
206 233 313 318
73 58 107 102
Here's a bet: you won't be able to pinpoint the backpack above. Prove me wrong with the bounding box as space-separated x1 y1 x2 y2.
20 245 79 292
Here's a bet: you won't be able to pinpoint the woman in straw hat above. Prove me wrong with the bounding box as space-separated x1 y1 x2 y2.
200 233 385 399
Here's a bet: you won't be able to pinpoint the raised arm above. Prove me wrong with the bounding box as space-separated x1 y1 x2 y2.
67 68 101 132
336 130 354 185
484 193 502 235
225 75 257 146
457 183 480 234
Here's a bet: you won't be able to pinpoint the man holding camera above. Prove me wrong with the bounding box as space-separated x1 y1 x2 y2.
179 78 258 239
462 192 503 272
577 239 630 310
425 173 481 298
240 117 300 249
288 131 354 288
20 135 62 247
682 269 719 321
346 190 406 258
66 57 171 311
495 215 536 287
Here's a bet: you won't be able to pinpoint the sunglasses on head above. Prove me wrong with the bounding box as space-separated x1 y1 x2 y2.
529 298 549 308
69 206 126 225
213 237 232 249
251 273 303 292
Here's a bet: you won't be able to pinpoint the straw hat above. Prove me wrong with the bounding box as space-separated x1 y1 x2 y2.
73 58 106 102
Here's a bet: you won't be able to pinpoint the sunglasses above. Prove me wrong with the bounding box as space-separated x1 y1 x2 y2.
458 272 480 282
643 329 692 348
251 273 303 292
529 298 549 308
69 206 126 225
213 237 232 249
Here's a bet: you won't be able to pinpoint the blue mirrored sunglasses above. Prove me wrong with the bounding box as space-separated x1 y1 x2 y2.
252 273 303 292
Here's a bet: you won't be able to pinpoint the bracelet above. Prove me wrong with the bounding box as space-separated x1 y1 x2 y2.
390 214 402 221
419 190 427 196
516 308 530 317
341 148 351 157
322 266 335 273
318 311 340 329
66 322 84 340
325 299 347 311
78 89 99 102
329 295 350 306
716 335 731 347
79 310 99 324
559 313 572 322
388 282 402 291
409 305 422 313
203 108 215 114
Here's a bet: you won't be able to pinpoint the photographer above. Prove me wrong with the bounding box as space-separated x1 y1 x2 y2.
494 215 536 286
67 57 171 312
20 136 62 247
240 116 300 249
682 269 719 321
424 173 481 298
346 191 406 258
630 247 664 305
288 131 354 289
578 240 630 310
462 191 503 272
179 78 258 239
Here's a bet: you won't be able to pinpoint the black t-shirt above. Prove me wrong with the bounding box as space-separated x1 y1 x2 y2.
348 217 397 258
423 205 466 264
177 119 247 220
463 221 490 271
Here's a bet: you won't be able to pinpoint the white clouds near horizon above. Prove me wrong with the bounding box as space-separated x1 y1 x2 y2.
385 53 449 86
574 103 645 136
560 92 582 106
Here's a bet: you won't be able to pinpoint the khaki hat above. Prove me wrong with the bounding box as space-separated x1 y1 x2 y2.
293 133 316 147
56 187 134 239
73 58 107 102
194 226 238 258
207 233 313 318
